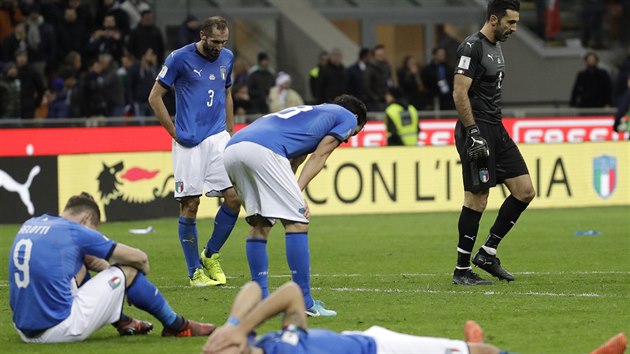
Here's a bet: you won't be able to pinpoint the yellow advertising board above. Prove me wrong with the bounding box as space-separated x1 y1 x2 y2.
57 142 629 221
305 141 629 215
58 152 220 221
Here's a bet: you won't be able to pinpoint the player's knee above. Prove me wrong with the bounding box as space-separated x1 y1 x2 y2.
181 197 200 215
223 188 241 211
519 186 536 203
117 265 139 287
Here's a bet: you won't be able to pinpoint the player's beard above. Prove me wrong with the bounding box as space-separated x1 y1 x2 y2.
202 42 221 60
496 27 513 42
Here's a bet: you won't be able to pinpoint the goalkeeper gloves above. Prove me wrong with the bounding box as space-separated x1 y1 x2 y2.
465 124 489 161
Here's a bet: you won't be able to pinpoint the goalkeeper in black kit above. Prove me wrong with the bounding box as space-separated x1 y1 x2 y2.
451 0 535 285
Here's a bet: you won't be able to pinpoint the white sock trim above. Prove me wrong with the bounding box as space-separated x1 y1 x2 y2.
457 248 471 254
482 245 497 256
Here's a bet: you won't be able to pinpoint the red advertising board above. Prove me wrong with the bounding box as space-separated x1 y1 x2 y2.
0 117 627 157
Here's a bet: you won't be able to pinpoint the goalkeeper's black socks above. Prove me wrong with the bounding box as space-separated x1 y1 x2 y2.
456 206 483 268
484 195 529 251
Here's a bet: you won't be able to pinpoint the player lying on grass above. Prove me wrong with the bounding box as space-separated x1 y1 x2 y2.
202 281 627 354
8 192 216 343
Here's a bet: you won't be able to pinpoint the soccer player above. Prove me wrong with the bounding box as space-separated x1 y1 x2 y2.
451 0 535 286
222 95 367 317
148 16 240 287
8 192 215 343
203 281 627 354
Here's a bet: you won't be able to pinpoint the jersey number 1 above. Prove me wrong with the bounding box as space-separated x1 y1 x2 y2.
13 238 33 288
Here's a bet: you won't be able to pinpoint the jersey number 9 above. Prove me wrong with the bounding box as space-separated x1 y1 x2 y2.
13 238 33 288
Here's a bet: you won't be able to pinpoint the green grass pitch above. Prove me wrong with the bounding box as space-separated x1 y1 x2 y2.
1 206 628 353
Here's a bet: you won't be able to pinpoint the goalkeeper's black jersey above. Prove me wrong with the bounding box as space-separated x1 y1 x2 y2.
454 32 506 125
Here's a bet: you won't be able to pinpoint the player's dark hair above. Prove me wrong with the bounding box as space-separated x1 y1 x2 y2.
64 192 101 225
486 0 520 21
202 16 228 35
332 94 367 127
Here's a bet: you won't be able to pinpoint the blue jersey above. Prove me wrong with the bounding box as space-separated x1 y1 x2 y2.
8 215 116 333
157 43 234 147
255 327 377 354
227 104 357 159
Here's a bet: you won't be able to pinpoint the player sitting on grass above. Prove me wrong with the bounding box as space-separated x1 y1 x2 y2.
8 192 216 343
202 281 627 354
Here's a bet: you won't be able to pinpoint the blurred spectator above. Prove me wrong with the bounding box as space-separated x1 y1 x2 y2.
346 47 370 104
582 0 607 49
365 44 392 112
120 0 150 30
40 0 65 27
85 14 125 64
268 71 303 112
177 14 199 47
99 53 125 117
128 47 157 119
614 46 630 104
23 4 56 83
232 55 249 87
570 51 612 108
384 87 418 146
0 0 24 46
232 83 253 119
421 47 455 110
16 49 44 119
60 50 83 75
56 7 89 67
397 55 428 111
247 51 275 114
127 9 164 64
67 0 95 33
612 74 630 134
318 48 345 103
435 24 459 68
46 67 81 118
96 0 131 36
79 58 107 117
2 21 27 62
0 61 20 118
308 50 328 104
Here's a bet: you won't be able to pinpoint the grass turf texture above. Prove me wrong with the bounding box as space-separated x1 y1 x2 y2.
0 206 628 354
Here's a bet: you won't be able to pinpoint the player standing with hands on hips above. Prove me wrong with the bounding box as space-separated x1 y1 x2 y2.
451 0 535 285
148 16 241 287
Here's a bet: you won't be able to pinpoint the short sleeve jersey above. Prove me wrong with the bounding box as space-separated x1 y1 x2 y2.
8 215 116 333
255 327 377 354
157 43 234 147
227 104 357 159
454 32 506 124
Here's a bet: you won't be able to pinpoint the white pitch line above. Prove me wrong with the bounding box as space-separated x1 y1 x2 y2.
313 287 605 298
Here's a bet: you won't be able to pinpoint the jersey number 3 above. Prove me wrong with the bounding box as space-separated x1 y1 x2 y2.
13 238 33 288
207 89 215 107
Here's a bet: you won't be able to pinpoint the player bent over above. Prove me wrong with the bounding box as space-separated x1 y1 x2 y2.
202 281 627 354
9 192 215 343
223 95 367 317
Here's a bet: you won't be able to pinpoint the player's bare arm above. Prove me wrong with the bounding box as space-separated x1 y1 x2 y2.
84 255 110 272
290 155 307 173
148 82 177 140
225 86 234 135
453 74 476 127
109 243 150 275
297 135 340 190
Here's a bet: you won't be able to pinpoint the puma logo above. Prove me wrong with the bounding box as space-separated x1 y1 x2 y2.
471 137 484 145
464 234 475 241
487 54 494 61
193 69 202 77
466 42 473 48
0 166 41 215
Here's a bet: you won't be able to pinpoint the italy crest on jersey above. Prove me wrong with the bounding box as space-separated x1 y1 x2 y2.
220 66 227 81
593 155 616 199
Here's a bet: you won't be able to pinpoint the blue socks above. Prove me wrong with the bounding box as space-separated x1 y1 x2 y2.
178 216 199 278
126 272 180 328
205 204 239 256
246 238 269 298
286 232 313 309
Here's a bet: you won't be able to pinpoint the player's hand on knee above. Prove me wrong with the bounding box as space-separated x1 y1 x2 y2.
465 124 489 161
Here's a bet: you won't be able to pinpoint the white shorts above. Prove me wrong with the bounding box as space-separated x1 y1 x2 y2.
223 142 308 224
16 267 126 343
173 130 233 199
346 326 469 354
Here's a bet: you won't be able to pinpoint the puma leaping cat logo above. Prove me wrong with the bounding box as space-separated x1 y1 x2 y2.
0 166 41 215
193 69 203 77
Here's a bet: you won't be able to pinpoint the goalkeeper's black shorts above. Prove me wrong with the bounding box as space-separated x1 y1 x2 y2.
454 120 529 192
